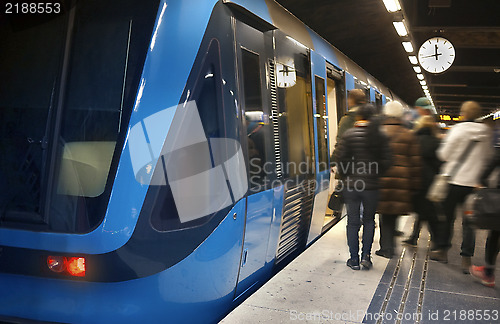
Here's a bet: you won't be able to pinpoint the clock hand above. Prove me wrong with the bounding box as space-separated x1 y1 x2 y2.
434 44 442 60
422 53 443 59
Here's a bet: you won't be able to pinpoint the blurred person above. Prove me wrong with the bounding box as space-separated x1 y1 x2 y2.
335 104 392 270
403 116 442 248
430 101 493 272
336 89 368 144
470 146 500 287
376 101 422 259
403 97 433 129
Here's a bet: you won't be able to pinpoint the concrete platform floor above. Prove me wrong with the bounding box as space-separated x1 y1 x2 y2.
221 214 500 324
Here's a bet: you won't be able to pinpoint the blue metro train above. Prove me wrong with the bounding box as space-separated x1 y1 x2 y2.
0 0 402 323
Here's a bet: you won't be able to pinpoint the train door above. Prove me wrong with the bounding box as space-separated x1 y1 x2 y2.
234 19 275 298
307 52 329 244
272 31 316 263
325 63 345 227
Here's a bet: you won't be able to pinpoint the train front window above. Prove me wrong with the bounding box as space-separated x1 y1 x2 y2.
0 0 160 233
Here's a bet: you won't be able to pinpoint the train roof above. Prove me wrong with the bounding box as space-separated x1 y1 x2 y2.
223 0 396 101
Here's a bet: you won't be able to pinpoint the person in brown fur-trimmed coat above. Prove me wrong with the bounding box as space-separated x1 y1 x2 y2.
375 101 422 259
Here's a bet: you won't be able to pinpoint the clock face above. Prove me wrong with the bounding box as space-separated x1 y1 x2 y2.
418 37 455 73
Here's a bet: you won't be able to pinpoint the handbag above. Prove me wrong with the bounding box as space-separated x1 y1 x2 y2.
464 188 500 231
328 181 344 216
427 140 478 203
426 174 450 203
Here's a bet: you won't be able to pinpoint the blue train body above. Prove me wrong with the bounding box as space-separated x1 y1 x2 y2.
0 0 399 323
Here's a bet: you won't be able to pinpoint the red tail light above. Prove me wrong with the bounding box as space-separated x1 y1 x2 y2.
47 256 86 277
47 256 65 273
66 257 86 277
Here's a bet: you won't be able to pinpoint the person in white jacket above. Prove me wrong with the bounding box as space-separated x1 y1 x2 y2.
430 101 493 271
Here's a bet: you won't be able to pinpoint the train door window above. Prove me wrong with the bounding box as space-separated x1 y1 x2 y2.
375 92 383 113
354 81 369 103
240 48 270 190
314 76 328 172
326 77 338 157
275 32 314 179
149 39 228 232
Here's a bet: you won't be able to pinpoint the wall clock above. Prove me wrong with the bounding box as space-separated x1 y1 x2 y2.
418 37 455 73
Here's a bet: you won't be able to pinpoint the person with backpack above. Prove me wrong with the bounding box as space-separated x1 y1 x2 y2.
329 89 368 217
335 104 392 270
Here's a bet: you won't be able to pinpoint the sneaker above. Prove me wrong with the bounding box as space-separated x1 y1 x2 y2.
402 238 417 248
346 258 360 270
375 249 393 259
429 249 448 263
462 256 472 274
361 255 373 270
470 265 495 288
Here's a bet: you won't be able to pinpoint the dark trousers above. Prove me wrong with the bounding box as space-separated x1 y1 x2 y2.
485 230 500 266
439 184 475 256
410 192 440 244
379 214 398 254
344 189 379 260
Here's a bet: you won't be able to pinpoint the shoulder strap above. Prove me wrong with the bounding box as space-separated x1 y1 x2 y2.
449 140 479 179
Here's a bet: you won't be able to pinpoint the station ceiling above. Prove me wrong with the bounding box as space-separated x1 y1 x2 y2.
276 0 500 116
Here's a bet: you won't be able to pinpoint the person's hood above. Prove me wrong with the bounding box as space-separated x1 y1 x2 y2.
452 121 491 141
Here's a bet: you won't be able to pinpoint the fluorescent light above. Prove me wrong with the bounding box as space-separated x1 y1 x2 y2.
417 74 424 80
420 80 427 86
393 21 408 37
383 0 401 12
413 66 422 73
402 41 414 53
409 56 418 64
422 85 428 90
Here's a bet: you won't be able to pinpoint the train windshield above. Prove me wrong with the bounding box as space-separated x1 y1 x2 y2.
0 0 160 233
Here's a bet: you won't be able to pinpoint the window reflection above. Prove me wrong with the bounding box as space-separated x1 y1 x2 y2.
241 49 270 190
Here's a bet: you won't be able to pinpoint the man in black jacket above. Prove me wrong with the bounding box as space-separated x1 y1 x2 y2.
335 104 392 270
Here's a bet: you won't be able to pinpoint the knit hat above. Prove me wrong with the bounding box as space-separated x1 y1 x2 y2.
383 101 404 118
415 97 433 110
